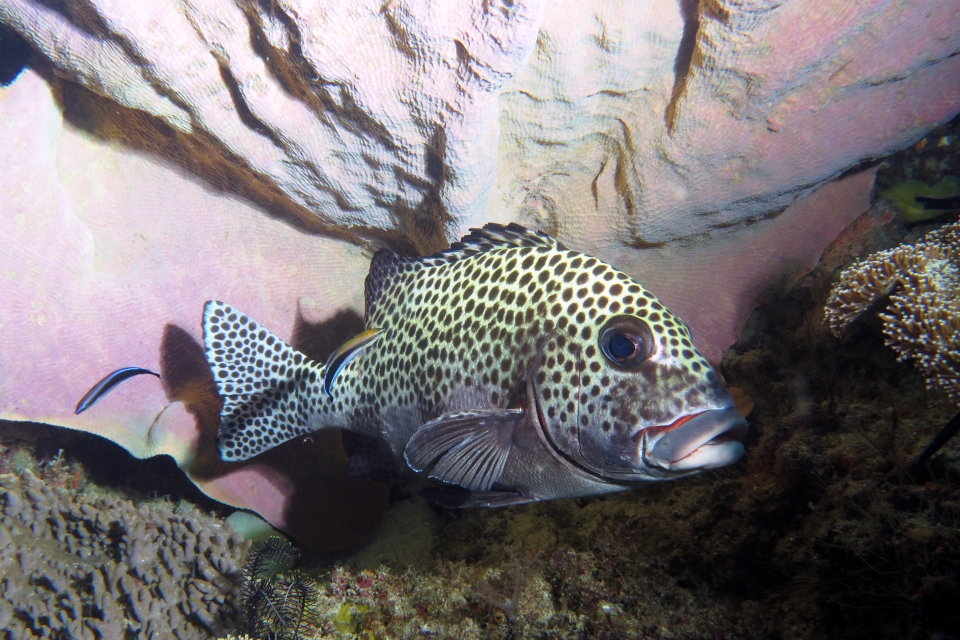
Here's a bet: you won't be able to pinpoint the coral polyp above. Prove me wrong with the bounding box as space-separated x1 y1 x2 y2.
825 222 960 403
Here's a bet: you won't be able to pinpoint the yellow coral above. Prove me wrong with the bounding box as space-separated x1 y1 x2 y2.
824 222 960 403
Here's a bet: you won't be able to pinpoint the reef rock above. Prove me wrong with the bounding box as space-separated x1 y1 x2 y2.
0 70 389 551
0 0 958 546
1 0 957 245
0 470 249 639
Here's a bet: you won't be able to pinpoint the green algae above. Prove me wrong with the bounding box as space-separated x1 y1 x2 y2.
333 602 372 636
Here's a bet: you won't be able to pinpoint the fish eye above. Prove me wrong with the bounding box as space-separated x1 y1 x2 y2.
599 315 653 367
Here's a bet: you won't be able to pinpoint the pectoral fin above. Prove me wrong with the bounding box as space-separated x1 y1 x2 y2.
404 408 522 491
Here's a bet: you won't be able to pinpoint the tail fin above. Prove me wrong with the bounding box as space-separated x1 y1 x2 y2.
203 301 326 461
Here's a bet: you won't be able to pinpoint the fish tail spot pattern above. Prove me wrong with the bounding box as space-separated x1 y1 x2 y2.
202 300 324 461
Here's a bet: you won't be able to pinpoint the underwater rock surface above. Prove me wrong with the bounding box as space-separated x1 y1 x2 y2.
0 0 958 546
275 217 959 639
0 0 957 245
0 469 249 638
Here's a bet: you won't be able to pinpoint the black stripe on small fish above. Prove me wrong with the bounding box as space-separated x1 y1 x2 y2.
916 195 960 210
322 328 383 397
912 410 960 468
75 367 162 414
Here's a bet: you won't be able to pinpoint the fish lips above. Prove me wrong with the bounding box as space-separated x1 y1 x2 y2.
643 407 748 471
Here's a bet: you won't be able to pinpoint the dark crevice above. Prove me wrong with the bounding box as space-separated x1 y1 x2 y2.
54 79 364 244
28 0 106 39
59 0 196 121
0 21 31 86
396 124 454 256
665 0 700 134
216 61 284 148
239 0 399 151
425 129 446 183
382 6 418 62
371 124 453 257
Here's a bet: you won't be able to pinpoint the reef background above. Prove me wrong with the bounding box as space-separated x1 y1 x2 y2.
2 123 960 639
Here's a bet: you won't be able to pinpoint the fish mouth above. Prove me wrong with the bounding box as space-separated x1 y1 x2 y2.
643 407 748 472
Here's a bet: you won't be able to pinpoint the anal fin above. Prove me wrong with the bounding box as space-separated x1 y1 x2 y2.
404 408 522 491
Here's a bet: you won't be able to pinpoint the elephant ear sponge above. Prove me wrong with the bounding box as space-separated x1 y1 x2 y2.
824 222 960 404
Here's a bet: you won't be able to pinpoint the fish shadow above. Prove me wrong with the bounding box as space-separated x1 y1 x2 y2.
289 306 365 363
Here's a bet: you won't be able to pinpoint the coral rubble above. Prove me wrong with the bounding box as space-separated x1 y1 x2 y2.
0 469 249 639
825 222 960 403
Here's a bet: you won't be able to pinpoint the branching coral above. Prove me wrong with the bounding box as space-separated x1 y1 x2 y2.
825 222 960 403
0 469 249 638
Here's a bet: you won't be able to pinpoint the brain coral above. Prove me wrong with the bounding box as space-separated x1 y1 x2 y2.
0 470 250 638
825 222 960 403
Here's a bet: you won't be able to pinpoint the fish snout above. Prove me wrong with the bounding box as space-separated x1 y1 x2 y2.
643 407 748 472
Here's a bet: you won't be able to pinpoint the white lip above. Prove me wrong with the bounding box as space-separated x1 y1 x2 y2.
644 407 748 471
655 440 745 471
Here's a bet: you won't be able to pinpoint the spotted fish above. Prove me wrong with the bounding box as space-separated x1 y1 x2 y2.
203 224 747 507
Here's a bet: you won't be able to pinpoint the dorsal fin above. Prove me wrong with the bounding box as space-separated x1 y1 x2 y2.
364 224 563 318
438 223 563 260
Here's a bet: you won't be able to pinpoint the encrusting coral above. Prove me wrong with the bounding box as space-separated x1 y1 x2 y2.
0 469 249 638
824 222 960 403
